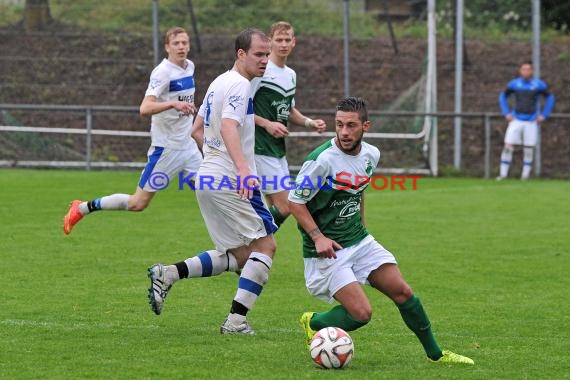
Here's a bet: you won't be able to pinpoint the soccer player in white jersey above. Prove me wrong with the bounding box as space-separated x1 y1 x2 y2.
251 21 326 228
147 29 278 335
290 97 474 364
63 27 202 234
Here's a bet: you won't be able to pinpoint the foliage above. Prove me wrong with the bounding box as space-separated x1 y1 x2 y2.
0 0 567 41
542 0 570 33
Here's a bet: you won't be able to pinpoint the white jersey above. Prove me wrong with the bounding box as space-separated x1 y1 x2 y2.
197 70 256 184
144 58 197 150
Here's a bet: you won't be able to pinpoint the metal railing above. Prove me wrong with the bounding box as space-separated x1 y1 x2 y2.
1 103 569 177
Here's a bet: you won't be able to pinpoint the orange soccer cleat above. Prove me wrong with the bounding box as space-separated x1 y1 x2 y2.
63 200 84 235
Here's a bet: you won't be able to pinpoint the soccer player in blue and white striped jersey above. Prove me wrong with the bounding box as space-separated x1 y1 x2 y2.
63 27 202 234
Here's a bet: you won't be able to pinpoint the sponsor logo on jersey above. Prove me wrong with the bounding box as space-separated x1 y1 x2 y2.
204 136 223 148
276 103 290 122
338 201 360 218
149 78 162 90
178 94 194 103
294 187 312 199
228 95 244 110
270 99 289 107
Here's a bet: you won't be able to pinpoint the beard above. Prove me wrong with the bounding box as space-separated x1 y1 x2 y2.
335 132 363 154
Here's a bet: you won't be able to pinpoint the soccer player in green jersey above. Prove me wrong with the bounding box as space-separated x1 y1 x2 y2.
289 97 474 364
252 21 326 228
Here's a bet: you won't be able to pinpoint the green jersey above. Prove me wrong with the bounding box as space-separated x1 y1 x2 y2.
252 60 296 158
288 138 380 258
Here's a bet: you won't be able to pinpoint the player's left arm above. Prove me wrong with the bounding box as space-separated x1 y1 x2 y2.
289 107 326 133
538 81 555 122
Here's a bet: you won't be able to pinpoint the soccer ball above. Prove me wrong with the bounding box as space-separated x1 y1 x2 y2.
310 327 354 369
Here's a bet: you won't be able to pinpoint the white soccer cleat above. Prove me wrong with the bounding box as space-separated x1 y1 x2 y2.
147 264 172 315
220 318 255 335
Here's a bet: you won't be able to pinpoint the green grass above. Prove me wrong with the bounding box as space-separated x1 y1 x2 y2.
1 169 569 379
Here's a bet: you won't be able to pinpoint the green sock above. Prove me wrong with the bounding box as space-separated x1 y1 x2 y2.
310 305 369 332
269 205 287 227
397 295 443 360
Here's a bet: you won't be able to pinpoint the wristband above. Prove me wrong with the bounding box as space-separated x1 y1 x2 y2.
304 117 313 128
308 227 321 238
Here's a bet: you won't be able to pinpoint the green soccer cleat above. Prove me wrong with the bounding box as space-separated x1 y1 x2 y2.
299 312 316 349
429 349 474 365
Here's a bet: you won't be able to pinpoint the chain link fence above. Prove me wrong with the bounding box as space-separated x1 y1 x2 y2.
0 1 568 177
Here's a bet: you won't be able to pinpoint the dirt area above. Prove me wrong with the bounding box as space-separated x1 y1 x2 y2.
1 22 568 177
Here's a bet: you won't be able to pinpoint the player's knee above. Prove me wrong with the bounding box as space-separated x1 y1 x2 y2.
277 203 290 217
401 284 413 300
128 199 150 212
503 145 514 155
391 284 413 305
253 236 276 256
350 304 373 322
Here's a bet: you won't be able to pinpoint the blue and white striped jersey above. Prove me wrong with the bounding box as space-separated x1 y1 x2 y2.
145 58 196 150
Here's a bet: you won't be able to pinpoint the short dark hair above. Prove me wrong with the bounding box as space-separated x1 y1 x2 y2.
336 97 368 122
234 28 268 57
521 61 533 67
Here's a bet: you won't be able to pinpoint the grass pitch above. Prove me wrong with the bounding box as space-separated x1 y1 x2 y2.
1 169 568 379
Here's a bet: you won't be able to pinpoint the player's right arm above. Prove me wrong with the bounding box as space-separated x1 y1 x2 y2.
499 80 515 121
289 201 342 259
220 118 258 199
140 69 195 117
288 159 342 258
254 114 289 138
140 95 196 117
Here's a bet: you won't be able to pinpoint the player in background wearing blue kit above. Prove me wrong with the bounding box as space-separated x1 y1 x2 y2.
497 61 555 180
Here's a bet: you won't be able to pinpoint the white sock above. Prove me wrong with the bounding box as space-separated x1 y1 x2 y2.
500 147 513 178
179 250 238 278
521 147 534 179
79 194 130 215
230 252 272 319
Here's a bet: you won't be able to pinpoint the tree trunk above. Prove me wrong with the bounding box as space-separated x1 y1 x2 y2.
24 0 52 31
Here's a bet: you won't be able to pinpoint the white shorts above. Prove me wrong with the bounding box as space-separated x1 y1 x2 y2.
195 188 277 253
505 119 538 147
254 155 290 194
138 145 202 192
304 235 397 303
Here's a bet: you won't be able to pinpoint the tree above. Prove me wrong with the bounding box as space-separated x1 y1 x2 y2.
543 0 570 33
24 0 52 31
